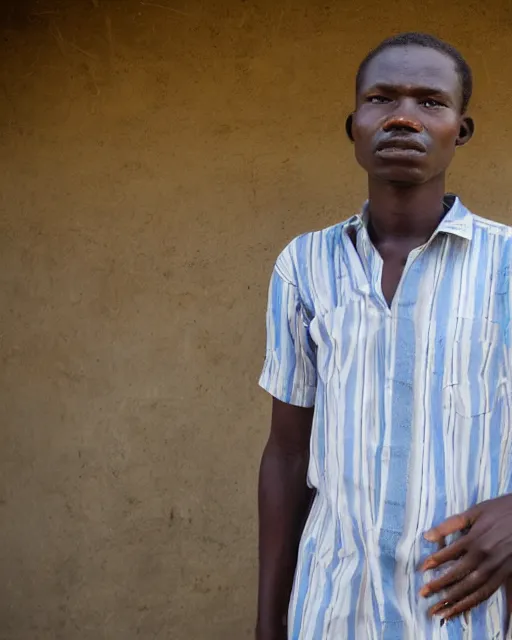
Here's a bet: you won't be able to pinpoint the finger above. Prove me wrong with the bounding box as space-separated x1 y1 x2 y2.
440 573 504 620
424 512 474 543
420 555 475 597
428 567 488 616
421 536 468 572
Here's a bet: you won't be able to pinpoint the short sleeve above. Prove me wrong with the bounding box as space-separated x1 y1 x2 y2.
258 261 317 407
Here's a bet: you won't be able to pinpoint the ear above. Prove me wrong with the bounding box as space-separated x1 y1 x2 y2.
456 116 474 147
345 113 354 142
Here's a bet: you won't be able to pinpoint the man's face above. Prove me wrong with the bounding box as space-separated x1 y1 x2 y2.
352 45 472 185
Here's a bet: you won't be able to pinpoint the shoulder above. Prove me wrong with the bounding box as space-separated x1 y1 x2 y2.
275 220 349 285
467 214 512 269
471 213 512 239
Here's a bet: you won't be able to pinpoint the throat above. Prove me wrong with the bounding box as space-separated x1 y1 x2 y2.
366 180 451 240
362 193 455 307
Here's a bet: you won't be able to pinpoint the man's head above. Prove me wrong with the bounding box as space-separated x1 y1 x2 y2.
347 33 474 186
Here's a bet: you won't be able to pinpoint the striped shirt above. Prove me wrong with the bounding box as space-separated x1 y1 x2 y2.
259 196 512 639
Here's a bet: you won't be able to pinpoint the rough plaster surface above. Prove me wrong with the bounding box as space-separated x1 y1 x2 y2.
1 0 512 638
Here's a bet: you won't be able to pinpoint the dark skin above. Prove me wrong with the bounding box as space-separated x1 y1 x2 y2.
419 500 512 621
256 400 314 640
351 45 473 306
257 44 511 638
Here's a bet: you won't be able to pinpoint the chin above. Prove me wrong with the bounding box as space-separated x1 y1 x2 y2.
374 167 428 186
357 155 431 186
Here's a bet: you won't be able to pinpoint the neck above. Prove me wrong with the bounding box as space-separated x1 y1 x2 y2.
366 175 447 243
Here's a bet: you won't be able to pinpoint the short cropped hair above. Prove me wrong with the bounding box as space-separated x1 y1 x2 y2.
356 32 473 113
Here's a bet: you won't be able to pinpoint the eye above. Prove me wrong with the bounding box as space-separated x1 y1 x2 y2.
366 95 391 104
421 98 445 108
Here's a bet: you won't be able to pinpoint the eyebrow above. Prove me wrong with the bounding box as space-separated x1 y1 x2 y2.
365 83 453 100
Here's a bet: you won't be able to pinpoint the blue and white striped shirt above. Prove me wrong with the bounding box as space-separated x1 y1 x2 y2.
259 197 512 639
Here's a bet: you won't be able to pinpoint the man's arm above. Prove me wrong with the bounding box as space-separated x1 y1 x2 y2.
256 398 315 640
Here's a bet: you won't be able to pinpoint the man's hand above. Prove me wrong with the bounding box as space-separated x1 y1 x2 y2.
419 495 512 621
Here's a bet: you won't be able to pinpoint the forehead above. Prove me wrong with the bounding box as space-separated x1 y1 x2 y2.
359 45 461 96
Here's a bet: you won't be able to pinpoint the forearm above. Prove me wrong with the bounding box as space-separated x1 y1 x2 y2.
256 437 314 638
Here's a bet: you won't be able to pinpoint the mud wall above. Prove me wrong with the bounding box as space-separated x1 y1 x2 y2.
1 0 511 638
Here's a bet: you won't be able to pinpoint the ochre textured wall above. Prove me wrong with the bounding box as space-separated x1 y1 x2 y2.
1 1 512 638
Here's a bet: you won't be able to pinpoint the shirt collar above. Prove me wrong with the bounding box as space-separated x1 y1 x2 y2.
436 196 473 240
345 195 474 241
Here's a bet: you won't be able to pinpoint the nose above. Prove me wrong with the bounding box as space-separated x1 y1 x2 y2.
383 100 423 133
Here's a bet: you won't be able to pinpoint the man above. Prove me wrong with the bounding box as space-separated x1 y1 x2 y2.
256 32 512 639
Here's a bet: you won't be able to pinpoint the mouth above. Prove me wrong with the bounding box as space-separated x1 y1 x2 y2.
375 138 427 156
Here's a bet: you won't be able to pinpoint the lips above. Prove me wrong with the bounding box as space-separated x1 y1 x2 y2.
375 137 427 154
